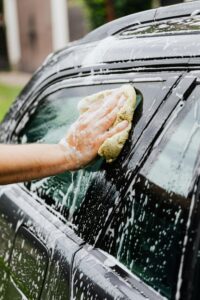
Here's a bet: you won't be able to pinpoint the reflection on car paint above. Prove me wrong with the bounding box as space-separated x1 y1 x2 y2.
119 16 200 37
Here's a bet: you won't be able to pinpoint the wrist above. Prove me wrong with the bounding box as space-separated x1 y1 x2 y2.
59 138 82 171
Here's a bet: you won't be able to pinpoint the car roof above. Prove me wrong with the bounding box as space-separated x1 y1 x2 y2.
81 1 200 43
47 1 200 71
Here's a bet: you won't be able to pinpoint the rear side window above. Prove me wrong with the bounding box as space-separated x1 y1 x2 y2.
144 87 200 197
17 75 177 222
8 227 48 299
96 86 200 298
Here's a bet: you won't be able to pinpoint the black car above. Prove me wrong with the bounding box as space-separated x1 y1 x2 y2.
1 1 200 300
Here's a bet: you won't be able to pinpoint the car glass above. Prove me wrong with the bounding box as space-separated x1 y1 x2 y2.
119 16 200 38
6 227 48 299
18 79 170 222
96 86 200 299
18 85 111 220
145 90 200 197
0 212 13 298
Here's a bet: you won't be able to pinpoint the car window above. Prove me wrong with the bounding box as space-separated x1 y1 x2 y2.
143 87 200 197
6 226 48 299
18 85 113 219
17 77 176 222
95 86 200 299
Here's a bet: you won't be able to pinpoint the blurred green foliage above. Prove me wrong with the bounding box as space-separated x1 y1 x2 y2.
85 0 152 29
0 83 22 122
84 0 105 29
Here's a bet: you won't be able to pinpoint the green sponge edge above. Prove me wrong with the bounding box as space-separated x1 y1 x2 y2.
98 84 138 163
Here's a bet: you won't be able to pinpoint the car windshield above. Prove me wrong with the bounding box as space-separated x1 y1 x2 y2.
119 16 200 38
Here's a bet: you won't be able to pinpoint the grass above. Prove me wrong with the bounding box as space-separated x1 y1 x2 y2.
0 83 22 122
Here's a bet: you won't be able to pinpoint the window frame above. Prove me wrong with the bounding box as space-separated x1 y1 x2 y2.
12 72 181 216
11 71 180 142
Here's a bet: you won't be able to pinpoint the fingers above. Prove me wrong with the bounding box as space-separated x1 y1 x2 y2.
97 120 129 144
66 89 128 158
84 90 124 124
99 90 125 118
80 93 126 131
94 107 119 133
117 93 126 108
86 90 121 114
94 95 126 133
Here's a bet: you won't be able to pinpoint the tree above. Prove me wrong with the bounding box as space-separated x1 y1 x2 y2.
114 0 152 19
105 0 115 21
85 0 152 29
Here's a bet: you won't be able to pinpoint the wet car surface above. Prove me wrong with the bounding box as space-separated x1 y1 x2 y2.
1 1 200 299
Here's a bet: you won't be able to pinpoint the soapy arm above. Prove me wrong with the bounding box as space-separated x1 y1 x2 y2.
0 91 128 184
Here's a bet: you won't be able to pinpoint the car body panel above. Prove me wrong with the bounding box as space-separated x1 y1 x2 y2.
0 185 83 299
81 1 200 43
72 245 155 300
155 1 200 21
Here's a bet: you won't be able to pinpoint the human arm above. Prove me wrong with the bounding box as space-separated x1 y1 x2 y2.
0 91 128 184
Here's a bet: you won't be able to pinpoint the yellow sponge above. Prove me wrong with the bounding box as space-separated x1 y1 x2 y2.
78 84 137 163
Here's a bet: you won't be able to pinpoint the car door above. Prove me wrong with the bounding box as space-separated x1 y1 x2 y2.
0 183 83 300
0 70 194 299
190 172 200 300
70 72 199 300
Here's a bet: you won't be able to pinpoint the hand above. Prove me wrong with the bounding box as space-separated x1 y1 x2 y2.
61 90 129 170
